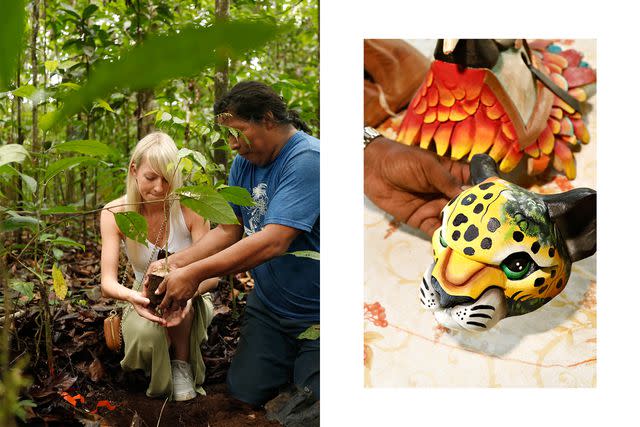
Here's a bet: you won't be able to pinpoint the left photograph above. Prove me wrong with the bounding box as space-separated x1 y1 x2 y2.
0 1 319 426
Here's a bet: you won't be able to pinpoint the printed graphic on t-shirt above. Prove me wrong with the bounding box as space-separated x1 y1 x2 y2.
246 182 268 235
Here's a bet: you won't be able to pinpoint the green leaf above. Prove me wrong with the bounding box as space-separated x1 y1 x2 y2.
12 84 37 99
82 4 99 20
298 324 320 340
114 211 148 245
60 82 81 90
19 172 37 193
41 206 78 214
176 185 239 225
0 0 25 91
0 144 30 167
142 109 159 118
0 214 41 232
55 19 280 122
51 140 116 158
45 60 59 72
44 156 96 183
10 281 34 302
58 60 79 69
52 248 64 260
39 109 60 131
61 6 81 21
178 148 207 170
95 98 114 112
286 250 320 261
218 186 255 207
50 236 85 251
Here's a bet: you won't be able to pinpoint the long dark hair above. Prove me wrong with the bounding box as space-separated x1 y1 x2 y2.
214 81 311 134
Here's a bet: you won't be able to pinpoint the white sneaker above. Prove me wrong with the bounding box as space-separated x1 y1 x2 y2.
171 360 197 401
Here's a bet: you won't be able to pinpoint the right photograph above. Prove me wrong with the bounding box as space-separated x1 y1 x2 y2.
363 39 597 387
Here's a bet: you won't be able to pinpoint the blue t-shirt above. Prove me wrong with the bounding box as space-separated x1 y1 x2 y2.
228 131 320 322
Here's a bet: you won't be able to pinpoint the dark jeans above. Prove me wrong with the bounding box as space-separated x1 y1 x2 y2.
226 291 320 406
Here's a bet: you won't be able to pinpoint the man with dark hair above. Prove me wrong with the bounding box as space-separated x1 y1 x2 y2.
149 81 320 410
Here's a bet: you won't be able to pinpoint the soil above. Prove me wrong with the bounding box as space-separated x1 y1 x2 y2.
101 384 279 427
146 270 168 311
5 238 274 426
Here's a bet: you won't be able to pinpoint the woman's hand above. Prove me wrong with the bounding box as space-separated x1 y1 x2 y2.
148 254 181 275
128 288 167 326
163 298 194 328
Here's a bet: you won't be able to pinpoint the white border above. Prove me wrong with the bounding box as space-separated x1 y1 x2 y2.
321 0 639 425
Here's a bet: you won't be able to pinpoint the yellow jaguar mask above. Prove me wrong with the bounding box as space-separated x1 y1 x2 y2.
420 154 596 331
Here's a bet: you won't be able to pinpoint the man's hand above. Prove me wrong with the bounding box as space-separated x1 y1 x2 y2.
128 289 167 326
364 137 470 236
163 298 194 328
155 266 200 313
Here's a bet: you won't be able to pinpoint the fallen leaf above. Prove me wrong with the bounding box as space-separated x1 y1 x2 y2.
213 305 231 317
88 358 105 382
52 264 68 300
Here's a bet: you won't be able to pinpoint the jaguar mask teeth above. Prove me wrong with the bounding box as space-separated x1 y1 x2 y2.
420 267 506 331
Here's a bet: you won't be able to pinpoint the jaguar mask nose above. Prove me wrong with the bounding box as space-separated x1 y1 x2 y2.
430 275 473 308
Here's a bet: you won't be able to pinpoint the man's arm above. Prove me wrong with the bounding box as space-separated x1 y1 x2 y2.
188 223 301 283
156 223 300 310
153 222 244 271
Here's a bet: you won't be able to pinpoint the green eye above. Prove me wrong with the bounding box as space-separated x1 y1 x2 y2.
501 252 536 280
439 231 448 248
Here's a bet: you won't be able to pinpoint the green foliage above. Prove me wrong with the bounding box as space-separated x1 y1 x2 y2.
176 185 240 225
0 145 29 168
298 324 320 340
113 211 148 245
50 140 117 158
0 356 32 425
53 19 281 125
44 156 98 184
0 0 26 91
10 281 34 303
286 250 320 261
0 213 42 233
218 186 255 207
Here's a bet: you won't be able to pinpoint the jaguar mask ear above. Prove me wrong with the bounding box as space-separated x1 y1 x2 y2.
470 154 499 185
542 188 597 262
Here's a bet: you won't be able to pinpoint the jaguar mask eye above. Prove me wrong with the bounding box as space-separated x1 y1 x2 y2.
500 252 538 280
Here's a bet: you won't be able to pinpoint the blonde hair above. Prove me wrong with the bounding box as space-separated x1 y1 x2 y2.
125 132 183 257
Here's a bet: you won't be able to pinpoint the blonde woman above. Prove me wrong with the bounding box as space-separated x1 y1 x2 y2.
100 132 217 401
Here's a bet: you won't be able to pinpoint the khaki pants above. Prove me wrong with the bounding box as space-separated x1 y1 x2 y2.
120 293 214 398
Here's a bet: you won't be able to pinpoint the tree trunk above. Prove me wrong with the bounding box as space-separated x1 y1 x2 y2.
213 0 230 179
135 88 155 140
31 0 54 378
12 64 23 244
30 0 40 157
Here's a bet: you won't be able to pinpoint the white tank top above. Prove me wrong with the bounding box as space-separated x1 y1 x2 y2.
122 200 193 284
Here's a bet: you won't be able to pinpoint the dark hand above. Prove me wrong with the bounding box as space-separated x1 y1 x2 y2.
163 298 194 328
364 137 470 236
155 266 199 313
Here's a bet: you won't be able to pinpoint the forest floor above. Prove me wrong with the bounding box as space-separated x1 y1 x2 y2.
4 236 279 426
